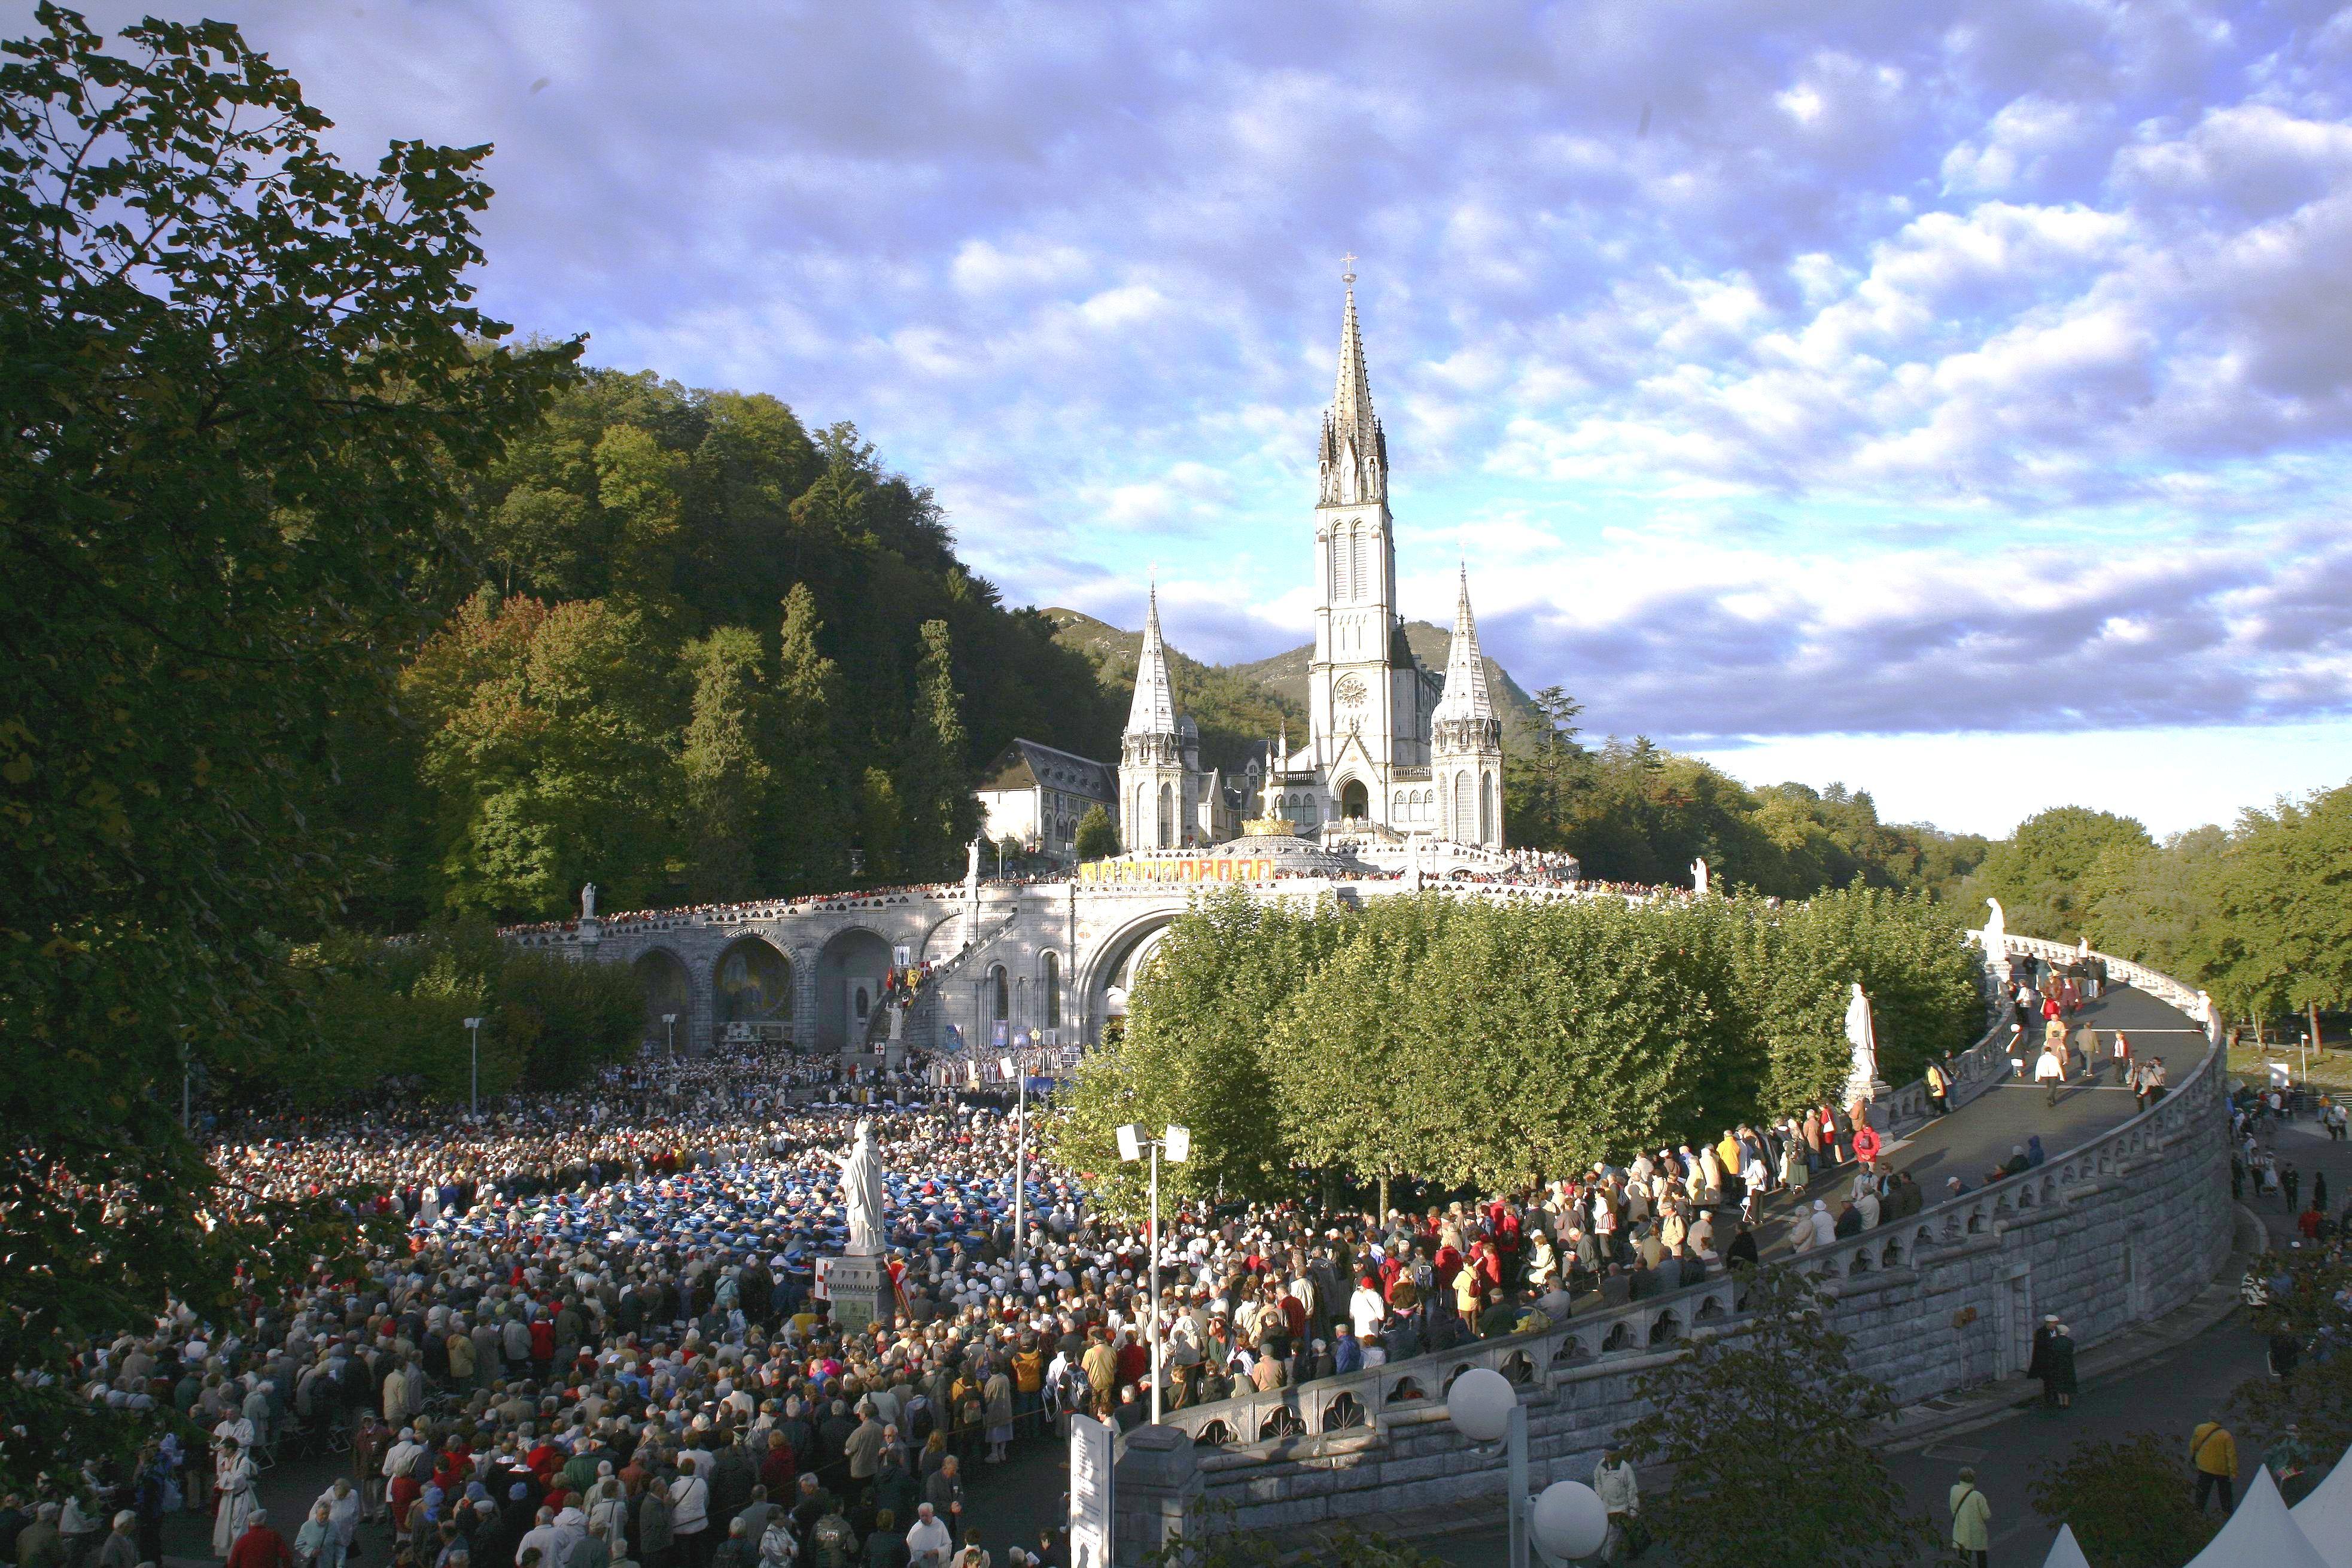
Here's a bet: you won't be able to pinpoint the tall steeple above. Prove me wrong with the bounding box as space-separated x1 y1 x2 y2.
1125 580 1179 742
1319 260 1387 507
1431 566 1498 735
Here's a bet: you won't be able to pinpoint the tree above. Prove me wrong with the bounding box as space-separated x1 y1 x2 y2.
2025 1433 2218 1567
1614 1267 1935 1568
680 626 771 900
405 595 684 920
2203 784 2352 1035
1965 806 2155 942
764 582 850 891
900 617 979 876
1048 890 1333 1216
1073 804 1119 861
0 4 573 1486
2229 1249 2352 1467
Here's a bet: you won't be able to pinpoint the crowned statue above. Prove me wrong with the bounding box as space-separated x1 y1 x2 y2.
830 1119 887 1256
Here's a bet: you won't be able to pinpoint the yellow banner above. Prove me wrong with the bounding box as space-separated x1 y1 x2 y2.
1079 857 1277 885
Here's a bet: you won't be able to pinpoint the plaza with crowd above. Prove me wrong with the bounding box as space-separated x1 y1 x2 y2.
13 1014 1991 1568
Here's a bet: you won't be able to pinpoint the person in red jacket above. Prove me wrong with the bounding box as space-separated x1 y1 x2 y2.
1852 1122 1882 1170
224 1511 295 1568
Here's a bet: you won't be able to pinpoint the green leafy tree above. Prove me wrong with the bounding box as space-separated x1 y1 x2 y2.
680 626 772 900
765 582 851 891
405 595 684 919
2202 784 2352 1036
494 948 646 1086
1615 1267 1936 1568
899 617 979 877
1965 806 2155 942
1073 803 1120 861
2025 1433 2219 1567
1048 890 1333 1216
0 4 572 1486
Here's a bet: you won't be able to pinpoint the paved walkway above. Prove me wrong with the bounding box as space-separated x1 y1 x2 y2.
1746 982 2202 1251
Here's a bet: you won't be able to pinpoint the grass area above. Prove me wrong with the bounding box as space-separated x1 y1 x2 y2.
2228 1040 2352 1094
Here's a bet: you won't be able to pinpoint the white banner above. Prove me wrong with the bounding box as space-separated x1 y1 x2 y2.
1069 1414 1115 1568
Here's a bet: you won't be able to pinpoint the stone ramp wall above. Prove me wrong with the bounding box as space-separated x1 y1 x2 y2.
1179 949 2232 1533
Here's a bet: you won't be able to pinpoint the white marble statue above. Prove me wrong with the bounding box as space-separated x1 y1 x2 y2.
830 1119 887 1255
1844 981 1879 1102
580 882 597 920
1691 857 1709 898
1980 896 2006 956
967 836 982 884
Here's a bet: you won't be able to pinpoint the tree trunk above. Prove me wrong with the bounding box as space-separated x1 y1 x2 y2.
2313 1001 2326 1061
1377 1173 1390 1220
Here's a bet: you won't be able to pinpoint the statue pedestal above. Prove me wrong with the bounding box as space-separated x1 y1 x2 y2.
824 1251 894 1337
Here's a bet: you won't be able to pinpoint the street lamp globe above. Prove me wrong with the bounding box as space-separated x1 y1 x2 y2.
1445 1366 1516 1444
1529 1481 1609 1561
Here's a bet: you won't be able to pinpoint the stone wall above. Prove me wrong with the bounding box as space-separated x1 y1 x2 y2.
1162 941 2233 1534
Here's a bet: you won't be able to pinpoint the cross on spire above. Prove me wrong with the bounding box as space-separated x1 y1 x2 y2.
1341 251 1358 284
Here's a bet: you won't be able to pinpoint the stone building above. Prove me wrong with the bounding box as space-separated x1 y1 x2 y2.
1124 269 1506 851
975 738 1116 864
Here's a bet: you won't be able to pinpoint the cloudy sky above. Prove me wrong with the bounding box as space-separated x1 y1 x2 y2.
29 0 2352 836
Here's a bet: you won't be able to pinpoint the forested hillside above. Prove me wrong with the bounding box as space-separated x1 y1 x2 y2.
326 369 1122 930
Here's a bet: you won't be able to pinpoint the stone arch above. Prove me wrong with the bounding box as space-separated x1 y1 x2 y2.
1480 771 1496 844
1258 1407 1304 1442
1323 1392 1366 1430
1650 1311 1681 1344
713 935 792 1036
1157 782 1175 848
1192 1420 1233 1446
1452 769 1474 841
988 963 1010 1025
1501 1350 1536 1385
1601 1322 1633 1353
814 926 892 1051
920 912 966 964
1076 909 1183 1044
1386 1377 1426 1406
1040 950 1063 1035
632 947 691 1052
1339 778 1369 820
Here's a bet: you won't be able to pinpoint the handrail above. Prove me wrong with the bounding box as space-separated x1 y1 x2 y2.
1161 933 2223 1446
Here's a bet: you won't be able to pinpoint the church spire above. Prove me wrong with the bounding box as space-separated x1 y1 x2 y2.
1432 566 1497 729
1320 260 1387 506
1125 579 1178 739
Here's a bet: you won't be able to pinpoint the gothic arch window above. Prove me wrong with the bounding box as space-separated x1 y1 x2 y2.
990 964 1009 1023
1043 952 1062 1030
1453 769 1475 842
1351 529 1368 602
1157 782 1174 849
1328 534 1341 603
1481 772 1496 844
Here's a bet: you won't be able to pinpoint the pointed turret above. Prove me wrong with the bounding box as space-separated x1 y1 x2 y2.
1432 567 1505 850
1431 567 1497 732
1125 581 1177 741
1320 266 1387 506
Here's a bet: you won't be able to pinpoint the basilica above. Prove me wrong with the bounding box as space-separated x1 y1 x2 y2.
1117 274 1505 853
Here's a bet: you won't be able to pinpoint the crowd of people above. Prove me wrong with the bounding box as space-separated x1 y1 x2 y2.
16 1009 1990 1568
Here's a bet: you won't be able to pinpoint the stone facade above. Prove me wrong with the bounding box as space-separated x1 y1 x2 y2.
1155 939 2233 1534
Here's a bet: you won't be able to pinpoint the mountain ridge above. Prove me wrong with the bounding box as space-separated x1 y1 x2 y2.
1041 607 1550 762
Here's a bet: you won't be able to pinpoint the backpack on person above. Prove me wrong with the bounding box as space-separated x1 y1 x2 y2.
807 1513 856 1568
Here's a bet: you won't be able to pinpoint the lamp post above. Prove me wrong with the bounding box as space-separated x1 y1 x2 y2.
1116 1121 1190 1425
1446 1367 1609 1567
463 1016 485 1118
1003 1036 1037 1267
662 1012 678 1062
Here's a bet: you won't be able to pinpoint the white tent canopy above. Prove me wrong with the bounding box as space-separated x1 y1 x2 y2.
2292 1443 2352 1568
2180 1467 2329 1568
2040 1523 2091 1568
